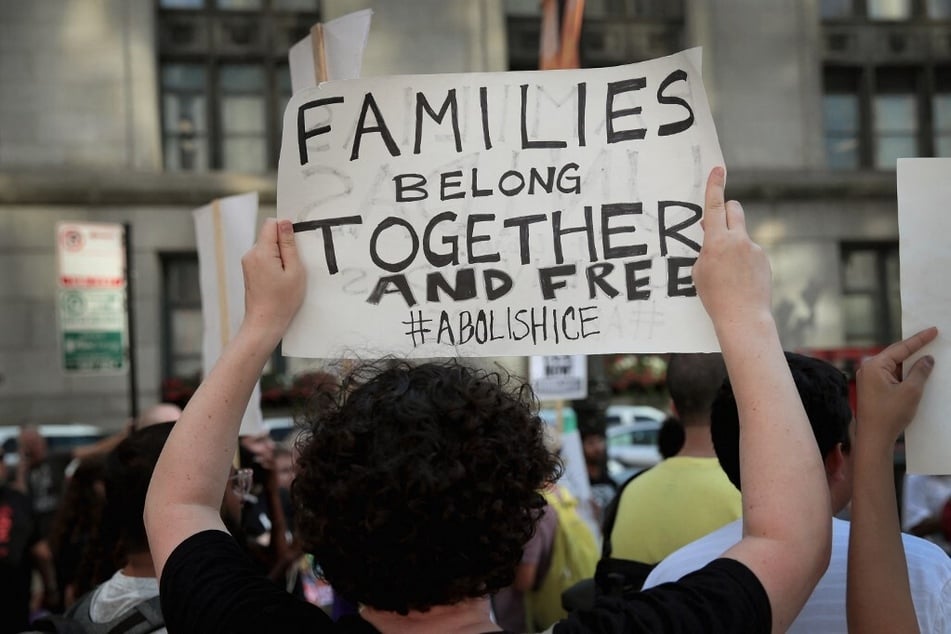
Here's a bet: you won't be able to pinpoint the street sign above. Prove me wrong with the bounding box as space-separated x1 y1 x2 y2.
56 222 128 374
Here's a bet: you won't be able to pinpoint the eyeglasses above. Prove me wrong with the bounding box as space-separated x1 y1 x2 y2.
229 468 254 499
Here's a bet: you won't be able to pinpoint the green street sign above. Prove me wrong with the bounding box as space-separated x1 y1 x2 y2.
62 331 125 371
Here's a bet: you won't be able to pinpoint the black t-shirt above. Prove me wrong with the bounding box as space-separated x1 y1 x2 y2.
161 530 770 634
0 485 40 634
554 558 771 633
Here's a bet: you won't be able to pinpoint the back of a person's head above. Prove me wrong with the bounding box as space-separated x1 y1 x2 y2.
135 402 182 430
103 422 174 556
711 353 852 490
657 415 685 459
665 353 727 425
292 360 561 615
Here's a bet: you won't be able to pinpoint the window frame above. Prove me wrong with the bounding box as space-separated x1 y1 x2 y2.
839 242 901 345
157 0 317 172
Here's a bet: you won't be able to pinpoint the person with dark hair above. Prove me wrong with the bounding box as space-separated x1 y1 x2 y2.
847 328 940 634
145 169 835 633
46 454 106 608
609 352 741 563
645 350 951 632
578 418 616 526
0 447 50 634
656 415 685 459
68 423 175 631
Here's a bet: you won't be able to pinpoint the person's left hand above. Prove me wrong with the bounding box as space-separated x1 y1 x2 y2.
241 218 306 342
856 327 938 453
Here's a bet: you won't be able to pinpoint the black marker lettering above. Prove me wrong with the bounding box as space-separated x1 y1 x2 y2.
601 202 646 259
658 201 702 257
414 89 462 154
520 84 568 149
369 217 419 273
366 275 416 306
292 216 362 275
351 93 401 161
552 206 598 264
606 78 647 143
657 69 695 137
467 214 500 264
297 96 344 166
422 211 459 267
667 257 697 297
625 260 652 300
393 173 428 202
539 265 576 300
426 268 477 302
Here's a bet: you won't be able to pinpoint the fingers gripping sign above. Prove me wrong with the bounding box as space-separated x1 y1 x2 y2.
693 167 772 327
241 218 307 340
856 327 938 450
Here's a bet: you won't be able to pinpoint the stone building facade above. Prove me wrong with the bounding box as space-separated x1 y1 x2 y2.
0 0 935 424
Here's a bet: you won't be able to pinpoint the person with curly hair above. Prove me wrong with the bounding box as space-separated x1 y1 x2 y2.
145 168 834 633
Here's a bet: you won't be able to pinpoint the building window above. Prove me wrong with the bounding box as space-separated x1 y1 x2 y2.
821 65 951 168
822 0 856 18
161 254 204 381
873 68 919 168
927 0 951 17
868 0 912 19
840 243 900 345
823 68 862 168
820 0 951 19
161 252 284 406
157 0 316 172
505 0 683 70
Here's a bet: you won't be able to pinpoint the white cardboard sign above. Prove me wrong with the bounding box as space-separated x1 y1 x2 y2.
897 158 951 474
194 192 264 436
288 9 373 93
278 48 723 358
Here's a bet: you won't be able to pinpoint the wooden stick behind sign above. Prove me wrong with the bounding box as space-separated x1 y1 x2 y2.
211 198 230 350
212 198 243 469
310 23 329 84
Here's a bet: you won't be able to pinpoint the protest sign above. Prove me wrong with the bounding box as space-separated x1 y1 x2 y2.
278 47 723 358
194 193 264 436
897 158 951 474
288 9 373 93
56 222 127 373
531 355 587 400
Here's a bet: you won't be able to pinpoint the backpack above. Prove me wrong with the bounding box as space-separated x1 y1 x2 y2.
560 467 657 614
28 592 164 634
594 467 656 599
524 486 599 631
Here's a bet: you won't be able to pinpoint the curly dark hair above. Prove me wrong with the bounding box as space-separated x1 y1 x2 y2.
712 352 853 491
292 359 562 614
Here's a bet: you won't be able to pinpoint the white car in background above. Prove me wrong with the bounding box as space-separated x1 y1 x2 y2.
604 404 667 428
604 407 667 484
0 423 107 468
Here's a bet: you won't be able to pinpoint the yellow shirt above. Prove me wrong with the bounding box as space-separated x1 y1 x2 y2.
609 456 742 564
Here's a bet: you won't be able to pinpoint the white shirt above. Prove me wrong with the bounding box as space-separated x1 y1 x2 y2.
644 517 951 634
903 474 951 553
89 570 168 634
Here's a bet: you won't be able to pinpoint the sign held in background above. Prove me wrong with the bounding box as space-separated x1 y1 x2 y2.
288 9 373 92
193 192 265 436
531 355 588 401
897 158 951 475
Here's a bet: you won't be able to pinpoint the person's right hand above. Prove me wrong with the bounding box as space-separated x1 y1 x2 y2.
856 327 938 452
241 218 306 342
692 167 772 328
